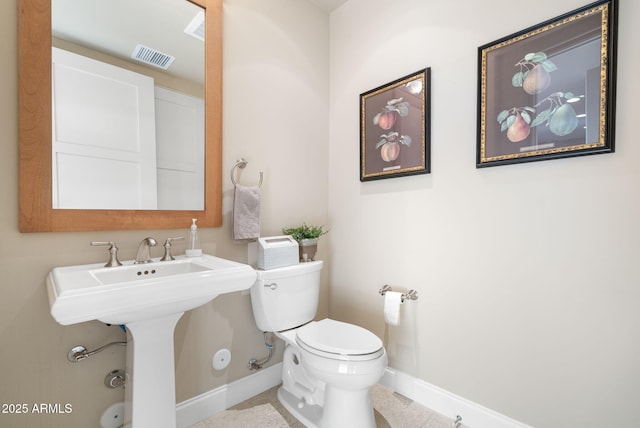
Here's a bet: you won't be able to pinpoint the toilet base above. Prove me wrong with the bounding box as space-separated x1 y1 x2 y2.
319 384 376 428
278 384 376 428
277 387 322 428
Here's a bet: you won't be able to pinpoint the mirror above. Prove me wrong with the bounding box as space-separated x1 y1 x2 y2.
51 0 205 211
18 0 223 232
52 43 205 210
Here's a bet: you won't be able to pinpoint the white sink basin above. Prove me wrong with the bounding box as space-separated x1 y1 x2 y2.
46 254 257 325
91 259 211 285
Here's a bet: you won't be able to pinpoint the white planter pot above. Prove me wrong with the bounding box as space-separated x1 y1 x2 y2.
298 238 318 262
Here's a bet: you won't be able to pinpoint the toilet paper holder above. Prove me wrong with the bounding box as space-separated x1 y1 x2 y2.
379 284 418 302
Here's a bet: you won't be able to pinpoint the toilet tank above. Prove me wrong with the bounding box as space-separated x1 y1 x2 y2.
250 261 323 332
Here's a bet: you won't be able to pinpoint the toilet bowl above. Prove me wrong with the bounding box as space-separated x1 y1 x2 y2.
249 261 387 428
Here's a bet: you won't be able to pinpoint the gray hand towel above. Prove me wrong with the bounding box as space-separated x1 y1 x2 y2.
233 185 260 241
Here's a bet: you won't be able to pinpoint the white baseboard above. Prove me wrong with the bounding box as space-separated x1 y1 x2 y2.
175 363 283 428
380 368 532 428
176 363 530 428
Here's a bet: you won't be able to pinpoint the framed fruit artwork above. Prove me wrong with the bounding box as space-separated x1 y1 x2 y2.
476 0 617 168
360 68 430 181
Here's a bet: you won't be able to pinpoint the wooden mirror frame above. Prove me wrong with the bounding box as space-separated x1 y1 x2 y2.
18 0 222 232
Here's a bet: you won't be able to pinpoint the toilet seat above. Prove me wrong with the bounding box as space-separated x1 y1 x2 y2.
295 319 384 361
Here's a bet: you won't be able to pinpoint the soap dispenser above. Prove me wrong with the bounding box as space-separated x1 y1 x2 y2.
185 218 202 257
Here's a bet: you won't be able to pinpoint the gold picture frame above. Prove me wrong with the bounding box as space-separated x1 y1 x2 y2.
360 69 431 181
477 0 617 167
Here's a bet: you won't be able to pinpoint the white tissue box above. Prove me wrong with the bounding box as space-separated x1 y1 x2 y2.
257 236 299 270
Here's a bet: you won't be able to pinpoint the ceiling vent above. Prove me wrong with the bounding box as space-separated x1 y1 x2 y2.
184 11 205 41
131 44 175 70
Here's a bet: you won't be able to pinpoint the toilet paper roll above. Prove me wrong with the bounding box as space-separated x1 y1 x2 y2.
384 291 403 326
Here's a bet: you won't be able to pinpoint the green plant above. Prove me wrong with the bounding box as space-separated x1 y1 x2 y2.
282 223 327 241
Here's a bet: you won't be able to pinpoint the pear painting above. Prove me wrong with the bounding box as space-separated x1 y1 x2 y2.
498 51 579 142
548 103 579 136
506 112 531 142
512 52 557 94
531 92 580 136
522 65 552 95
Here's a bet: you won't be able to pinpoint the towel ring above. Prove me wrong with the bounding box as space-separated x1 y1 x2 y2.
231 158 263 188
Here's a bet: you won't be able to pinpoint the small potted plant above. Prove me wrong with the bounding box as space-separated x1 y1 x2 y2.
282 223 327 262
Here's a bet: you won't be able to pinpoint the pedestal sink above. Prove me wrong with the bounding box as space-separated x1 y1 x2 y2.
46 254 257 428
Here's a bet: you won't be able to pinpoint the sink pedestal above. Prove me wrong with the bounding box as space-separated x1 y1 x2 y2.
123 312 183 428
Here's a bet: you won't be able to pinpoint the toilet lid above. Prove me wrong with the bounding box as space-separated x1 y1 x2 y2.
296 318 383 356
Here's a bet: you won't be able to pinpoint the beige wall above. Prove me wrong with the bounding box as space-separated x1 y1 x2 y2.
328 0 639 427
0 0 328 426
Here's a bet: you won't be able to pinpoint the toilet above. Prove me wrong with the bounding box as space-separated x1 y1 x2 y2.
249 260 387 428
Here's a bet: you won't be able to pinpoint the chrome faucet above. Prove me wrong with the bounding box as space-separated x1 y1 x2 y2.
134 237 157 264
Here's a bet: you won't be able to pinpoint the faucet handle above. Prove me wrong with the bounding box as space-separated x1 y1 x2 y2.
90 241 123 267
160 237 184 261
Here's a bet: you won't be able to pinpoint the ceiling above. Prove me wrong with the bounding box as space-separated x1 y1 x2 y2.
307 0 349 13
53 0 206 85
52 0 348 86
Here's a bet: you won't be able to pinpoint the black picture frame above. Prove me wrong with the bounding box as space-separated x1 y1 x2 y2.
476 0 617 168
360 68 431 181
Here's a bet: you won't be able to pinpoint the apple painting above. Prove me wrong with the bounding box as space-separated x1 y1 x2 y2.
373 98 409 130
375 131 412 162
373 97 411 161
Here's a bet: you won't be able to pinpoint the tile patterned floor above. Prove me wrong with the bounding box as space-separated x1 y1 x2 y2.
219 384 458 428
